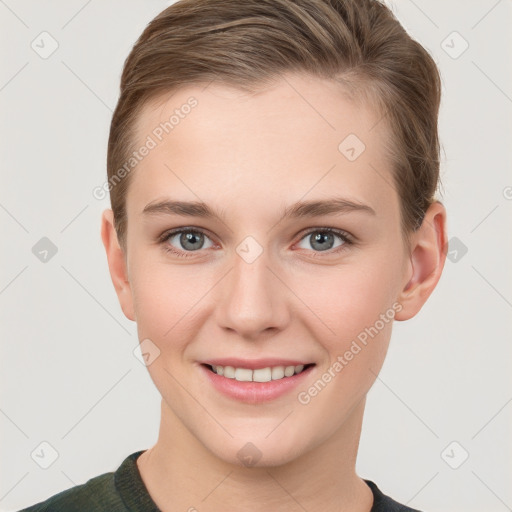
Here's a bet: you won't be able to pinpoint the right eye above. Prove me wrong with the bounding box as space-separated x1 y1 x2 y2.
159 228 215 258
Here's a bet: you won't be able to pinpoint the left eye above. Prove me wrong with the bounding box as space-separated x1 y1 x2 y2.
296 229 349 252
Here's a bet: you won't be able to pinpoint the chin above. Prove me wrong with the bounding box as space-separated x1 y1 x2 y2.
204 431 311 469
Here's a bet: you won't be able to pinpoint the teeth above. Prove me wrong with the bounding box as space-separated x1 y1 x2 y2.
234 368 253 382
253 367 272 382
223 366 235 379
284 366 295 377
210 364 308 382
271 366 284 380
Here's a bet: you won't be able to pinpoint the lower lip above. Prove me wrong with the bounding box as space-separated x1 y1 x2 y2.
199 364 315 404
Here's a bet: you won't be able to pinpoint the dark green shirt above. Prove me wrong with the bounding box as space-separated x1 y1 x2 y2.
18 450 422 511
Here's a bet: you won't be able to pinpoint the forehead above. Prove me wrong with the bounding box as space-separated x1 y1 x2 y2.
128 73 397 218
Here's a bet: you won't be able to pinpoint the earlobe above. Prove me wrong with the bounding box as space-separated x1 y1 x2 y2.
394 201 448 321
100 209 136 321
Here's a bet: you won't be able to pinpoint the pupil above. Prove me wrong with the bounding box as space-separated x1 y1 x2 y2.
181 231 203 251
311 232 333 251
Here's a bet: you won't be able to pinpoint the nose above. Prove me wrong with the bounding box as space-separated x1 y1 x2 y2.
214 246 290 340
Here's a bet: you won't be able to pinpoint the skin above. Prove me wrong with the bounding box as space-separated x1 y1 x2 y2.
101 72 447 512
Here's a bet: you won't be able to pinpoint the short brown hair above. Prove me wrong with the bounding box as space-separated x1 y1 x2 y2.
107 0 442 250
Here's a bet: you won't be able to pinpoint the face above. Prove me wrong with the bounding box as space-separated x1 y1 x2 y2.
113 73 415 467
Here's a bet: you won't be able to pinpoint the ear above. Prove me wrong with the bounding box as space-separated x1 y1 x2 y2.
100 209 135 321
394 201 448 321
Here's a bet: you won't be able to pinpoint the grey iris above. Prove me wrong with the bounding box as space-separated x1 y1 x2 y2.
310 232 334 251
181 231 204 251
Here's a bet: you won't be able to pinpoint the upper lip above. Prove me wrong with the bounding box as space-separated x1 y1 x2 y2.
202 358 314 370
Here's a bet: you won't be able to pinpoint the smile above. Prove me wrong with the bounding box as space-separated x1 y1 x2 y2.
199 361 316 404
207 363 313 382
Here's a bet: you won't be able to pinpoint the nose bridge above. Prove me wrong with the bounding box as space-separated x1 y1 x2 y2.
215 241 288 338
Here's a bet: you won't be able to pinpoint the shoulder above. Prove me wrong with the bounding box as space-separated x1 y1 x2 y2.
16 471 126 512
365 480 424 512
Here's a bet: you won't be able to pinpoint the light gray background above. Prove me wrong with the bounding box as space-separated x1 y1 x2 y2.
1 1 511 511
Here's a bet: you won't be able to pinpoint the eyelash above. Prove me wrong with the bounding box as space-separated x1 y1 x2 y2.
157 226 354 259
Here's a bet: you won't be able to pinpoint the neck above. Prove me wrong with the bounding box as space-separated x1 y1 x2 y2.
137 397 374 512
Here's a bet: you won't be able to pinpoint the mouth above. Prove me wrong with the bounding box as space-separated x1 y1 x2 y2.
198 361 316 404
202 363 315 382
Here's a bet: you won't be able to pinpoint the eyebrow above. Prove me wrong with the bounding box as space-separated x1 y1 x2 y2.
142 197 376 222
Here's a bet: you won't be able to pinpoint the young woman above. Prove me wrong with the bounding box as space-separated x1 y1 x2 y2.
20 0 446 510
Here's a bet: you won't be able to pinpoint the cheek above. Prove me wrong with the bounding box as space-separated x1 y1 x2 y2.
290 267 398 441
292 256 401 347
292 259 400 398
129 253 209 343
